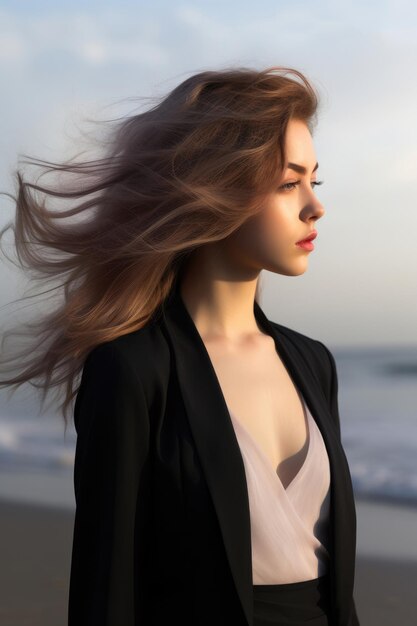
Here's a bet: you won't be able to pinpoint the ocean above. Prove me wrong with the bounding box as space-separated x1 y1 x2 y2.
0 345 416 510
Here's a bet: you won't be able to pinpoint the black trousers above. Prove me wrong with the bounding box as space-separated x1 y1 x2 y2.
252 574 331 626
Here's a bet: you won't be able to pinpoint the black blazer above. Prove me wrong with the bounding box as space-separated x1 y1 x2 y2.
68 279 360 626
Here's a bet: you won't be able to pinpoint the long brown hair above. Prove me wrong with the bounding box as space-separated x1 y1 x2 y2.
0 65 320 428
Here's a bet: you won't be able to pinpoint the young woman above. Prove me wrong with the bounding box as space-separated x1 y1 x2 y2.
0 65 360 625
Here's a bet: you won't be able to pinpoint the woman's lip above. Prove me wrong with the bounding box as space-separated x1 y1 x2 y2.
296 231 317 244
296 240 314 251
295 231 317 250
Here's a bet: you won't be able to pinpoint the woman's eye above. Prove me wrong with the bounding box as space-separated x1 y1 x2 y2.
280 181 299 191
279 180 324 191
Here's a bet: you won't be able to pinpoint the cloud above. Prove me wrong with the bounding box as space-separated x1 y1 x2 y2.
0 30 27 62
0 1 416 344
0 8 168 67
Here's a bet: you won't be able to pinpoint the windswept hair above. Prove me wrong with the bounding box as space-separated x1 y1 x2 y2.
0 64 320 428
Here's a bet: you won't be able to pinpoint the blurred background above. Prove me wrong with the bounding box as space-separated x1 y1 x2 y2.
0 1 416 624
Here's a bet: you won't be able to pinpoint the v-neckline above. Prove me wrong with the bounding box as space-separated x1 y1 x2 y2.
167 283 312 492
228 398 311 493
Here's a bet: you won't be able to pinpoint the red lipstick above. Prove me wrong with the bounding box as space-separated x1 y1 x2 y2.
295 230 317 251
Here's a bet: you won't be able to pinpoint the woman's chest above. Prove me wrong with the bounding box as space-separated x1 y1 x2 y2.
203 334 309 489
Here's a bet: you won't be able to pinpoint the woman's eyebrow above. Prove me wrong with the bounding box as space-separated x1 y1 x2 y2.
287 162 319 174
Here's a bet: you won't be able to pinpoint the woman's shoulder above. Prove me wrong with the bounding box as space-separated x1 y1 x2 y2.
267 319 336 387
82 318 171 407
87 314 168 360
269 318 332 353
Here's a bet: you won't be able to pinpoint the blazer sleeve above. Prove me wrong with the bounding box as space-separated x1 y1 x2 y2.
316 340 361 626
68 341 150 626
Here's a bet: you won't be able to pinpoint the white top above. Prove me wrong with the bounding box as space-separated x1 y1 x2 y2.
229 393 331 585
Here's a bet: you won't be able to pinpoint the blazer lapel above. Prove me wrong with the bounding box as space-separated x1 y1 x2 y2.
161 283 356 626
253 301 357 626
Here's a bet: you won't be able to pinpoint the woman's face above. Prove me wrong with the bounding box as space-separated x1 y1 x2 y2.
227 117 325 277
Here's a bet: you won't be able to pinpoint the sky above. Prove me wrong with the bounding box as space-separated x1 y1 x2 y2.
0 0 416 349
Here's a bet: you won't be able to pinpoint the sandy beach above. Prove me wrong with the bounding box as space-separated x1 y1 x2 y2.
1 496 416 626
